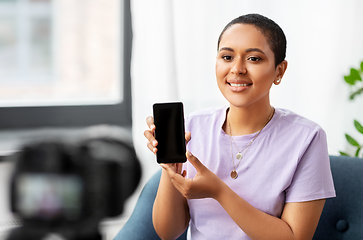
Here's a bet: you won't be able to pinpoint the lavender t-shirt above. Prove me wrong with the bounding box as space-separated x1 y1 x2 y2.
183 106 336 240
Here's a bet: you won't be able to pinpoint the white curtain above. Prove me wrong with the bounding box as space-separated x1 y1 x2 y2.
130 0 363 183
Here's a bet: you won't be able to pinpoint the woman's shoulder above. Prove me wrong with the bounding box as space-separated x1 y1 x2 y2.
186 105 227 118
275 108 325 134
185 106 227 129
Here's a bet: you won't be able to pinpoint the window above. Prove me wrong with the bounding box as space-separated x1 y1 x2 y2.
0 0 132 129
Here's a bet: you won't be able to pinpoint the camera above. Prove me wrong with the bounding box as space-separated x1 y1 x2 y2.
6 134 141 240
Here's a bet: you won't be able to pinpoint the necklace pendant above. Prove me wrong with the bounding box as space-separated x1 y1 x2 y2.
236 152 243 160
231 170 238 179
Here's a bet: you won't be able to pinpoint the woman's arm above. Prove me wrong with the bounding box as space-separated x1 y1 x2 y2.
162 151 325 240
144 116 191 240
216 183 325 240
153 167 190 240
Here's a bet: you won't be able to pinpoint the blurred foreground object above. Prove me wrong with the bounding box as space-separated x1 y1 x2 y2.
6 135 141 240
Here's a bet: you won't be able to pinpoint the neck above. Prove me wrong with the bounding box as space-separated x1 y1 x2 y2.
225 104 274 136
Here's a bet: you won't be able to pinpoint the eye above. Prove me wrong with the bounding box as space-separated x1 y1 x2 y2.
248 56 261 62
222 55 233 61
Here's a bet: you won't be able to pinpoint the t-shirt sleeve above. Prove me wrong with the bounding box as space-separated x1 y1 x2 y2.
285 128 336 202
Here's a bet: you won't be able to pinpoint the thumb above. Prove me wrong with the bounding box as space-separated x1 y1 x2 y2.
186 151 206 172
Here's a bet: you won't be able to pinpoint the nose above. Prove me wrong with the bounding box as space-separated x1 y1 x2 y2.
230 58 247 75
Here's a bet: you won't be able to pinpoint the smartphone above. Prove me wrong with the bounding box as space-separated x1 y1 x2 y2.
153 102 187 164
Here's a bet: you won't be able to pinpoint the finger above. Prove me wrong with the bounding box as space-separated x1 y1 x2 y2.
160 164 178 177
186 151 206 172
159 163 168 171
160 163 182 174
146 140 157 154
185 131 191 144
161 164 185 181
144 130 158 146
160 164 190 198
170 171 189 193
146 116 156 131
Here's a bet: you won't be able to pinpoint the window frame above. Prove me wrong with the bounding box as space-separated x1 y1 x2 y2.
0 0 132 130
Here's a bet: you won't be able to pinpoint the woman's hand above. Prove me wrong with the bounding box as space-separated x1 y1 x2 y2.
144 116 191 154
144 116 158 154
161 151 225 200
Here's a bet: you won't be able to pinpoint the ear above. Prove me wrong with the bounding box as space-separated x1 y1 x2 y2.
274 60 288 85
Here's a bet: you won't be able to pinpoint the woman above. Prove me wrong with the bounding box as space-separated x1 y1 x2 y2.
144 13 335 240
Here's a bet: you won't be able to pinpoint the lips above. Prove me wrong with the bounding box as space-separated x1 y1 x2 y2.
227 80 252 92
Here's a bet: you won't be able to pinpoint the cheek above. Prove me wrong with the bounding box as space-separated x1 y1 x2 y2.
215 65 225 90
251 66 276 84
215 61 229 81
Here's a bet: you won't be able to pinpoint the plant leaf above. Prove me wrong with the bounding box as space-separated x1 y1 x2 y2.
361 61 363 72
345 134 360 147
344 75 355 85
339 151 350 157
355 147 361 157
351 68 362 81
354 120 363 134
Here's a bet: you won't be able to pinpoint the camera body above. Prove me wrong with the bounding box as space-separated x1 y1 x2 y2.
7 136 141 240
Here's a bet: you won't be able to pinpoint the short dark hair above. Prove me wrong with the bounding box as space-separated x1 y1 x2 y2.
217 13 287 67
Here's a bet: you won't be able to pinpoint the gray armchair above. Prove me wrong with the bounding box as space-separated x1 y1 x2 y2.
312 155 363 239
114 155 363 240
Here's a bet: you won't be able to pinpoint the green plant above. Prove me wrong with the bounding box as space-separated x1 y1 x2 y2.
344 61 363 100
340 61 363 158
339 120 363 157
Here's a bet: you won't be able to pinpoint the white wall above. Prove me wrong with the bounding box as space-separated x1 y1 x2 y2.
131 0 363 183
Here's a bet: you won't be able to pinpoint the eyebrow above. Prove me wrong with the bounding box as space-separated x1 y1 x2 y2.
218 47 266 55
246 48 266 55
218 47 234 52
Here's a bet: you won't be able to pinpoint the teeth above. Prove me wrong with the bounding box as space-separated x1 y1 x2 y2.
230 83 250 87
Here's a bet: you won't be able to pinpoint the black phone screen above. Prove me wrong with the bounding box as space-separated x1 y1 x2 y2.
153 102 186 164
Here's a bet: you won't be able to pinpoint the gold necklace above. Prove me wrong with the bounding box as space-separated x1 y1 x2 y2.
228 107 275 179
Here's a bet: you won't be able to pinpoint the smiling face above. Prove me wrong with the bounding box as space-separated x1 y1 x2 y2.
216 23 286 110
